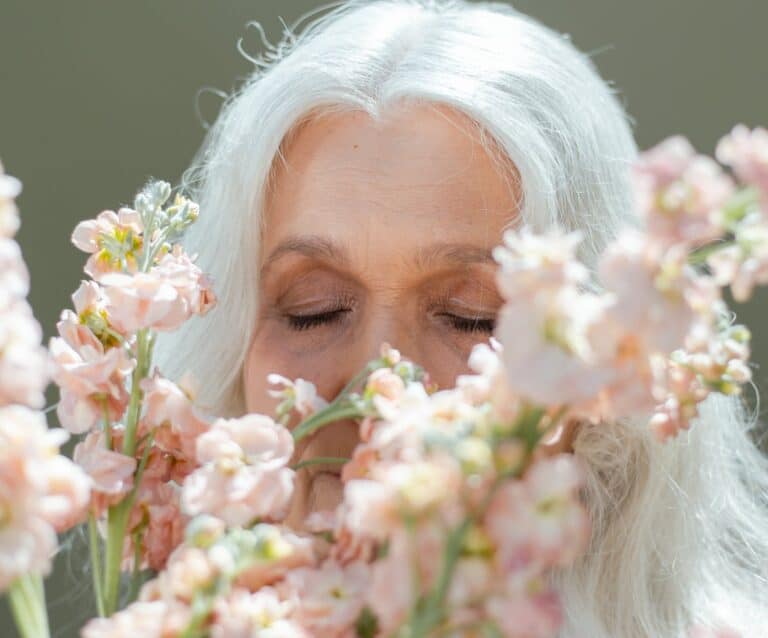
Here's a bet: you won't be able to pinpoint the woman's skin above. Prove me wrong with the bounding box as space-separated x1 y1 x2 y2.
242 102 579 529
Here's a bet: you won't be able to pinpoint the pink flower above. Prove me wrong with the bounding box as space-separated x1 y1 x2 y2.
281 559 369 637
71 208 144 280
492 226 589 302
152 245 217 318
495 287 615 407
49 309 134 433
267 374 329 418
485 454 590 570
0 298 49 409
0 237 29 306
209 587 308 638
485 569 563 638
706 216 768 302
364 367 406 401
632 135 733 247
124 479 185 572
0 406 90 590
181 414 295 527
598 231 708 354
80 599 190 638
716 124 768 209
0 162 21 239
73 430 136 517
99 246 216 333
235 528 319 591
140 369 210 461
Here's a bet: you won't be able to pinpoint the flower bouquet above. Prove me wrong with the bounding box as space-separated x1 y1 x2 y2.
1 124 767 637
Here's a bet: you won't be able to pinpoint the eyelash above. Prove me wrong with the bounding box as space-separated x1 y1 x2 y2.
285 308 495 334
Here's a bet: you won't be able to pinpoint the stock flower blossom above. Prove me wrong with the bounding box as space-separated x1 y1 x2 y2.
182 414 295 527
281 559 369 637
49 309 134 433
492 226 589 300
0 161 21 238
496 286 615 407
140 369 210 461
485 569 563 638
99 246 216 334
73 430 136 517
268 374 329 418
706 215 768 302
484 454 590 570
0 236 29 306
80 599 190 638
716 124 768 209
124 480 185 571
0 406 90 590
632 135 734 247
71 208 144 280
209 587 308 638
0 298 49 409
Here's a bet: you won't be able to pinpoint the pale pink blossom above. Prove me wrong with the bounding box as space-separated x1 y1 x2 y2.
80 599 190 638
495 287 615 407
71 208 144 280
140 369 210 461
705 215 768 302
485 569 563 638
716 124 768 209
49 309 134 433
99 270 189 333
182 414 295 526
492 226 589 302
0 406 90 589
0 298 49 409
235 528 319 591
124 480 185 572
689 624 742 638
0 238 29 307
364 367 406 400
267 374 329 418
632 135 733 247
281 559 369 637
73 430 136 517
0 162 21 239
152 245 216 317
210 587 308 638
598 231 709 354
485 454 590 570
343 457 462 540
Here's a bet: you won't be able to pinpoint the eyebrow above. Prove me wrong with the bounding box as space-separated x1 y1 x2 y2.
259 234 496 278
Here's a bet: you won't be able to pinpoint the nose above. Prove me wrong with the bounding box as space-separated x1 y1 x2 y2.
324 310 422 402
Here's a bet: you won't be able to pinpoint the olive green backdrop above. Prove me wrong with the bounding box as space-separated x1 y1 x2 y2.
1 1 766 636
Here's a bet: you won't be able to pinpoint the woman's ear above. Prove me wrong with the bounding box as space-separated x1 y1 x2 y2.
532 417 582 462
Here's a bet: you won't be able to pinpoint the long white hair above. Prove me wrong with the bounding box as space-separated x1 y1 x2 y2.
153 1 768 635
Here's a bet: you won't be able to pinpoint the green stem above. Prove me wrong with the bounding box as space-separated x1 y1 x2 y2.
292 404 366 442
88 514 106 617
7 573 49 638
103 501 130 615
291 456 350 471
122 328 150 457
126 531 144 605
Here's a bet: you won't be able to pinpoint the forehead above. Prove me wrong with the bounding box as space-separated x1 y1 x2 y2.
262 103 519 258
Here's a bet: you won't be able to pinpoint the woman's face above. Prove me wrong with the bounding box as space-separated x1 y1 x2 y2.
243 103 520 527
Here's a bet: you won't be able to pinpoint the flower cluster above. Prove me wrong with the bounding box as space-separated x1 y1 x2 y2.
493 125 768 442
0 162 90 608
5 125 766 638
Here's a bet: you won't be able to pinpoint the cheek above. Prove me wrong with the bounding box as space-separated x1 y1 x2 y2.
412 331 477 390
242 321 343 415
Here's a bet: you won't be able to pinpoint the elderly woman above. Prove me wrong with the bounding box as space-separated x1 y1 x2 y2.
154 1 768 635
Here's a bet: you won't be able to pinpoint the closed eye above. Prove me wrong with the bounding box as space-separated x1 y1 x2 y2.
439 313 495 333
286 308 351 331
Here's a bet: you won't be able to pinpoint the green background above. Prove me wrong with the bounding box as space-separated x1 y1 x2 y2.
1 1 766 636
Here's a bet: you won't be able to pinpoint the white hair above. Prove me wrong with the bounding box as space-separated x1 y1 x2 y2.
153 1 768 635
